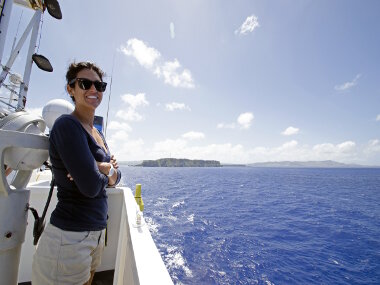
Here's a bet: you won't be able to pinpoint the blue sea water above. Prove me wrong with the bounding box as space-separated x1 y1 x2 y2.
120 167 380 285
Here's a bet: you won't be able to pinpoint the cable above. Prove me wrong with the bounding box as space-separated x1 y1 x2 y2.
36 13 44 53
0 0 7 26
104 53 116 139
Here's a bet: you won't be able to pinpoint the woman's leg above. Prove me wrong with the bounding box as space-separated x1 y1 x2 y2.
86 229 106 284
84 270 96 285
32 224 61 284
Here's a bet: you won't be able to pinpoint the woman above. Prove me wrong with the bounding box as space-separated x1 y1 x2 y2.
32 61 121 285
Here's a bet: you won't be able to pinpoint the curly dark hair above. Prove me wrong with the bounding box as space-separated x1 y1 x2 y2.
66 61 105 102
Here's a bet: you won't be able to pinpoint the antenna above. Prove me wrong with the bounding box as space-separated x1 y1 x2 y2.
104 53 116 139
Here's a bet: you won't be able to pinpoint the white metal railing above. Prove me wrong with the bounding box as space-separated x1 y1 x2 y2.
19 182 173 284
110 186 174 285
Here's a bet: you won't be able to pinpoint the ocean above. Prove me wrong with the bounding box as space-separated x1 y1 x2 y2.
120 166 380 285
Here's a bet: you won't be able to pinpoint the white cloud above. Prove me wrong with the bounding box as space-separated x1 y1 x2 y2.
108 137 145 161
156 59 194 88
116 108 143 122
281 140 298 149
109 130 129 141
182 131 205 140
237 112 254 129
107 121 132 132
121 93 149 109
313 141 356 154
217 123 236 129
165 102 191 111
334 74 361 91
361 139 380 165
120 38 194 88
150 139 245 163
337 141 356 151
170 22 175 39
119 38 160 69
376 114 380 121
107 132 380 165
116 93 149 122
247 140 358 163
152 139 188 157
119 138 358 164
312 143 334 154
281 126 299 136
364 139 380 153
235 15 260 35
217 112 254 130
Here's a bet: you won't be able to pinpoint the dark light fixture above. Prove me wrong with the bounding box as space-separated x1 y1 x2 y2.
32 54 53 72
44 0 62 20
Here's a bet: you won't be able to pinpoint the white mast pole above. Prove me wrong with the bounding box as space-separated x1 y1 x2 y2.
0 0 13 63
0 12 38 86
17 10 42 110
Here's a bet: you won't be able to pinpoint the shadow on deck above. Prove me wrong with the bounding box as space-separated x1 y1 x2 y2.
18 269 114 285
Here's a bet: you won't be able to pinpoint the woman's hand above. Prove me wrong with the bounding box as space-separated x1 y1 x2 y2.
110 155 119 169
97 161 118 186
100 155 119 186
96 161 112 176
67 159 118 186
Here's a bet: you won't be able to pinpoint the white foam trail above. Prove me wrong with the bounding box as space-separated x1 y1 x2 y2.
172 200 185 208
155 197 169 206
145 216 159 234
261 274 274 285
164 245 193 277
166 251 193 277
187 214 194 223
152 210 164 217
167 215 178 221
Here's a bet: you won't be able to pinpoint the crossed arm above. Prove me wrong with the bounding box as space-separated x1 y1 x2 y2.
51 116 121 197
67 154 119 186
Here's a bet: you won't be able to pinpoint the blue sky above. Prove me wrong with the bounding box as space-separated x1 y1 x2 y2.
3 0 380 164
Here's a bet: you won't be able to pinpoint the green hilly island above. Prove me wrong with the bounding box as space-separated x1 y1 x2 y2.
139 158 221 167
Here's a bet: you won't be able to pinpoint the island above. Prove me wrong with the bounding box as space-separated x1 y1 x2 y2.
246 160 373 168
120 159 379 168
138 158 221 167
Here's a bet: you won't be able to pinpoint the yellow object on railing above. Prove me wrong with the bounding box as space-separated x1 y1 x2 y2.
134 184 144 211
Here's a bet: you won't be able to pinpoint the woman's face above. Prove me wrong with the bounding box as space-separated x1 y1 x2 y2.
68 68 103 110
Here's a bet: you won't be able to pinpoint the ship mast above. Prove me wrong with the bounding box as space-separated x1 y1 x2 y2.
0 0 61 111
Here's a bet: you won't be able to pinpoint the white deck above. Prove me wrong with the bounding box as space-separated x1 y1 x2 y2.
19 180 173 285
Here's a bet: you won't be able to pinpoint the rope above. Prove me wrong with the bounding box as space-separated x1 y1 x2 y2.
36 13 44 53
10 9 23 53
0 0 6 25
15 11 24 40
104 53 116 139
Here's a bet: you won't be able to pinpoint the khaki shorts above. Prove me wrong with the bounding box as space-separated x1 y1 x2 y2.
32 223 105 285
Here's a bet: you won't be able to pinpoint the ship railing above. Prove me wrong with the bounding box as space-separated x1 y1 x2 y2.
20 181 173 285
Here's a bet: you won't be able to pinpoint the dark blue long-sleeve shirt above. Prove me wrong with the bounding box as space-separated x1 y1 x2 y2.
49 114 121 231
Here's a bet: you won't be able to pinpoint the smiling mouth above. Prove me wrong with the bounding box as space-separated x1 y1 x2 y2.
86 95 98 99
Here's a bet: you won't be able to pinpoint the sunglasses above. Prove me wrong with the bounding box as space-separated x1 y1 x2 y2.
69 78 107 92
